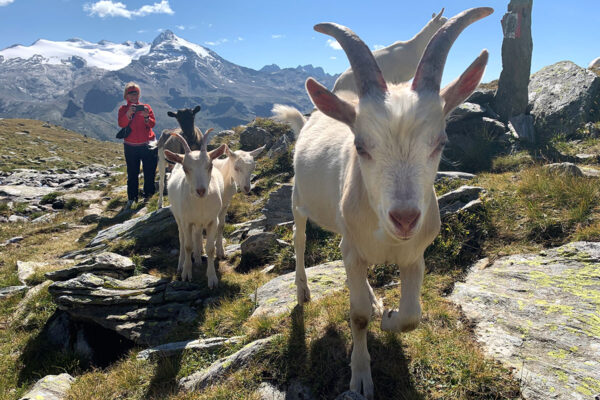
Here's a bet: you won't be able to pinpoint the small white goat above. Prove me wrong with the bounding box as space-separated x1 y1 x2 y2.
164 130 226 286
273 8 492 398
333 9 447 93
212 145 265 258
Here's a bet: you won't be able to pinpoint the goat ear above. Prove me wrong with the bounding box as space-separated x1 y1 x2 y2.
164 150 183 164
249 145 266 158
306 78 356 126
167 111 177 118
209 144 227 160
224 145 234 158
193 105 201 114
441 50 488 116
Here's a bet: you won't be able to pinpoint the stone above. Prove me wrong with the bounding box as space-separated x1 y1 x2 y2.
0 285 27 299
45 252 134 281
48 273 206 345
529 61 600 138
256 382 285 400
437 186 485 218
17 260 52 284
466 88 495 105
450 242 600 400
262 183 293 229
589 56 600 70
88 206 177 248
267 134 291 158
0 236 24 246
19 373 74 400
335 391 368 400
8 215 28 223
179 335 279 392
10 281 53 329
240 126 274 151
435 171 476 182
240 232 281 268
137 335 245 360
251 261 346 317
446 102 486 124
493 0 533 121
542 162 584 177
61 190 104 202
508 114 536 142
31 213 57 224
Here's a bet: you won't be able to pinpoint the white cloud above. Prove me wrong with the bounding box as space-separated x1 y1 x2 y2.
330 56 337 60
373 44 385 50
0 0 15 6
236 37 244 42
205 38 228 46
327 39 342 50
271 34 285 39
137 29 147 33
176 25 185 30
84 0 174 18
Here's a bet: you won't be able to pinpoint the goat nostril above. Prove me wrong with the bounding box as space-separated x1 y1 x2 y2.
389 209 421 233
196 188 206 197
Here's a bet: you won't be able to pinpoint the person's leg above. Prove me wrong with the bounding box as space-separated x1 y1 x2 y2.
142 145 158 199
124 144 141 202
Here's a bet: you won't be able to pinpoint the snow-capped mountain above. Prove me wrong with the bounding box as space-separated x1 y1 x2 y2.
0 38 150 70
0 30 338 141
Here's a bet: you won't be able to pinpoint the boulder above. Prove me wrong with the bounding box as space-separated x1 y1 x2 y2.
45 252 134 281
240 126 274 151
88 206 177 248
262 183 293 229
0 285 27 299
19 373 74 400
435 171 476 182
466 88 495 106
508 114 536 142
267 134 292 158
240 232 285 268
251 261 346 317
17 260 74 284
542 162 584 177
446 102 486 124
450 242 600 400
528 61 600 138
437 186 485 218
137 335 245 360
48 273 207 345
179 335 279 392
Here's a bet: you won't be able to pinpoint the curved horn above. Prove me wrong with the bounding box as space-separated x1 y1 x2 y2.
433 8 445 21
314 23 387 98
412 7 493 94
200 128 216 151
168 131 191 154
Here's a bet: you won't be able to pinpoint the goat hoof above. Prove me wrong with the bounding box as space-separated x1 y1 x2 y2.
381 308 420 333
350 369 374 400
208 276 219 289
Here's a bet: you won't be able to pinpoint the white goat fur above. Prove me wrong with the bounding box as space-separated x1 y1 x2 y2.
210 145 265 258
333 10 447 93
273 9 491 398
165 135 225 286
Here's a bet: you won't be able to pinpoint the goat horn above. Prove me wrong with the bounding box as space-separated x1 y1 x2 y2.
434 8 445 21
200 128 216 151
412 7 493 94
168 131 191 154
314 22 387 98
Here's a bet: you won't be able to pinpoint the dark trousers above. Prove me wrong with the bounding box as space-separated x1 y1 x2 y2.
124 143 158 201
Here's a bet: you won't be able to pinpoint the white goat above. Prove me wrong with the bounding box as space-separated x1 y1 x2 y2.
333 9 447 93
164 130 226 286
273 8 492 398
212 145 265 258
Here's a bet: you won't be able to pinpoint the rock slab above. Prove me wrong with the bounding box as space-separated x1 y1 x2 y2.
450 241 600 400
46 252 134 281
19 373 74 400
48 273 207 345
251 261 346 317
137 335 245 360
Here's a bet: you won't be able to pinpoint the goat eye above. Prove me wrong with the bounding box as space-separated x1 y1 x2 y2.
355 144 371 159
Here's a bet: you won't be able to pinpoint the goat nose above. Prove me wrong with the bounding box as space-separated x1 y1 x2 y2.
196 188 206 197
389 208 421 235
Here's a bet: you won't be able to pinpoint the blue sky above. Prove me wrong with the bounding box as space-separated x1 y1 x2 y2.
1 0 599 86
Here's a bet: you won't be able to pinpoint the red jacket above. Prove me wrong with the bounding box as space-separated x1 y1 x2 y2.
118 102 156 145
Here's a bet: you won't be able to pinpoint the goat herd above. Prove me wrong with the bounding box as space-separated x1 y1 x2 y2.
156 8 493 398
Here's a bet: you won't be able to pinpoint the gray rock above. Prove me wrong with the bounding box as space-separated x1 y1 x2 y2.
446 102 486 124
0 285 27 299
466 88 495 106
18 260 56 284
256 382 285 400
262 183 293 229
450 241 600 400
335 391 367 400
240 232 281 268
10 281 52 329
137 335 245 360
435 171 476 182
61 190 104 202
179 335 278 392
589 56 600 70
542 162 584 177
267 134 291 158
48 273 206 345
251 261 346 317
46 252 134 281
508 114 536 142
1 236 24 246
493 0 533 121
88 206 177 248
529 61 600 138
8 215 28 223
437 186 485 218
19 373 74 400
31 213 57 224
240 126 274 151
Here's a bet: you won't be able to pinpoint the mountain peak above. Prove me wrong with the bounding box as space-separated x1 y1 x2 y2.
152 30 176 47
